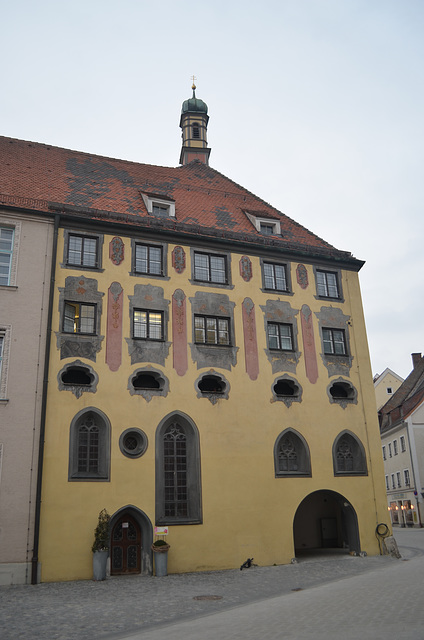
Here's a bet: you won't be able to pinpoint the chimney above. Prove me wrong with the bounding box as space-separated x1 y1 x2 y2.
411 353 422 369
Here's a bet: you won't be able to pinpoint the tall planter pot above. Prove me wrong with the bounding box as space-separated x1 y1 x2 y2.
93 550 108 581
151 543 170 577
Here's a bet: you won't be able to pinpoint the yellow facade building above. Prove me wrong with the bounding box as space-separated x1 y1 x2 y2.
2 87 390 582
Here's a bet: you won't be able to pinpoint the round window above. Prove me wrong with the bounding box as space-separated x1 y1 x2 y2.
119 428 148 459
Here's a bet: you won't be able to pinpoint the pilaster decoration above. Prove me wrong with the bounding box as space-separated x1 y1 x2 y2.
109 237 124 265
242 297 259 380
172 289 188 376
296 264 308 290
239 256 252 282
172 246 186 274
106 282 123 371
300 304 318 384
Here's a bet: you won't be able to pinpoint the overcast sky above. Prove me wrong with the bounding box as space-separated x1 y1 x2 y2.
1 0 423 379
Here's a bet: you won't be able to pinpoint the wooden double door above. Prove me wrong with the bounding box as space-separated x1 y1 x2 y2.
110 514 142 575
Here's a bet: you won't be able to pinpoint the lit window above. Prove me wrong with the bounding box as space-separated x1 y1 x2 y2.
133 310 164 340
194 252 227 284
0 227 14 286
67 234 99 268
263 262 288 291
63 302 96 334
134 244 162 275
194 315 230 346
316 270 340 298
267 323 293 351
322 328 347 355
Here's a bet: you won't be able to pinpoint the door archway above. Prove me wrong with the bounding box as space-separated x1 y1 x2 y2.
293 490 360 556
109 506 153 576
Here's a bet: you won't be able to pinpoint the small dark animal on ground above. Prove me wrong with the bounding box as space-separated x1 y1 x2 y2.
240 558 254 570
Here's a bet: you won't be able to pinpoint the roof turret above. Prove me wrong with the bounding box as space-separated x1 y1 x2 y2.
181 84 208 115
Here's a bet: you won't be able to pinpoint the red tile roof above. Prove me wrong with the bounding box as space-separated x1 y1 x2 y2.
0 136 362 267
379 356 424 431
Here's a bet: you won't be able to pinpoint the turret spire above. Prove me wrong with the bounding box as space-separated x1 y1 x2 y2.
179 82 211 166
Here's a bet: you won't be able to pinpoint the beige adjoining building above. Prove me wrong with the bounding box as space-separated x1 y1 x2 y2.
0 86 389 583
374 368 404 411
0 202 54 584
379 353 424 528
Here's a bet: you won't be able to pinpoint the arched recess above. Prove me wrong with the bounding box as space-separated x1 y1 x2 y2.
109 505 153 576
68 407 111 481
293 490 360 556
273 428 311 477
332 430 367 476
155 411 202 525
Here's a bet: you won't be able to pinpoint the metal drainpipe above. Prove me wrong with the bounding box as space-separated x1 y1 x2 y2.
31 214 60 584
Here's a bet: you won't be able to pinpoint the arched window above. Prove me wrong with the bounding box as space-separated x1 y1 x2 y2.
155 412 202 524
274 429 311 477
69 408 110 481
333 431 367 476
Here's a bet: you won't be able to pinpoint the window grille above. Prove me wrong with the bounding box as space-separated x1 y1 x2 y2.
317 270 339 298
163 423 188 518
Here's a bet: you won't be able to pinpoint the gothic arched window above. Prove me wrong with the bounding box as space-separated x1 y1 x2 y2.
155 412 202 524
274 429 311 477
333 431 367 476
69 408 110 480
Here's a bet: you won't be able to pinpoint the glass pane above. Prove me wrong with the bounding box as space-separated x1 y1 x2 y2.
194 316 205 343
206 317 217 344
274 265 287 291
326 272 338 298
333 330 346 354
133 310 147 338
64 303 76 333
210 256 226 283
148 312 163 340
194 253 209 281
317 271 327 296
322 329 333 354
0 254 11 286
80 305 95 334
268 324 279 349
218 318 229 345
149 247 162 274
68 236 82 265
279 325 292 350
263 263 275 289
83 238 97 267
135 245 148 273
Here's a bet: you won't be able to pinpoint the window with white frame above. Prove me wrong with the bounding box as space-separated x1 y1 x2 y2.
385 475 389 490
140 192 176 218
194 315 230 346
263 262 288 292
388 442 392 458
404 469 411 486
396 471 401 488
382 445 386 461
134 243 163 276
393 440 398 455
400 436 406 452
194 252 227 285
67 234 99 268
391 473 396 489
0 227 14 286
316 270 340 298
322 328 347 355
267 323 293 351
63 302 96 334
244 211 281 236
133 310 164 341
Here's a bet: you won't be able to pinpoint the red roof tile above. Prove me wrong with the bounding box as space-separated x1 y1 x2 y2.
0 136 362 267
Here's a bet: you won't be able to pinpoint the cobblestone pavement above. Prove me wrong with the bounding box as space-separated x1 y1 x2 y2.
1 528 422 640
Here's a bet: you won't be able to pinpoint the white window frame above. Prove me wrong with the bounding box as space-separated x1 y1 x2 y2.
404 469 411 486
391 473 396 489
393 439 398 455
245 212 281 236
400 436 406 453
396 471 401 488
0 219 21 287
388 443 392 458
385 475 389 490
0 325 12 401
382 445 386 461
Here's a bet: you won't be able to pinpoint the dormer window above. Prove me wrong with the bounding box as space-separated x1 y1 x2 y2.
244 211 281 236
140 192 176 218
260 223 274 235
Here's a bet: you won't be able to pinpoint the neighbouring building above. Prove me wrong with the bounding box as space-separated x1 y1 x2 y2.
0 85 389 583
374 368 404 411
0 199 54 584
379 353 424 528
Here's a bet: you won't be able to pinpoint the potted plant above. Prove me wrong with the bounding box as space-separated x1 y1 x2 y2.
151 539 170 577
92 508 110 581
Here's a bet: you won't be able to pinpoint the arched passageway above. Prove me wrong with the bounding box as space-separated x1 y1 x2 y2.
293 490 360 557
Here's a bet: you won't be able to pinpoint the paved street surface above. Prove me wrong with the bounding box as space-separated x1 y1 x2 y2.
1 528 423 639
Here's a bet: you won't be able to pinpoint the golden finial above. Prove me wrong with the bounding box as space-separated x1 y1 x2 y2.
191 75 197 90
